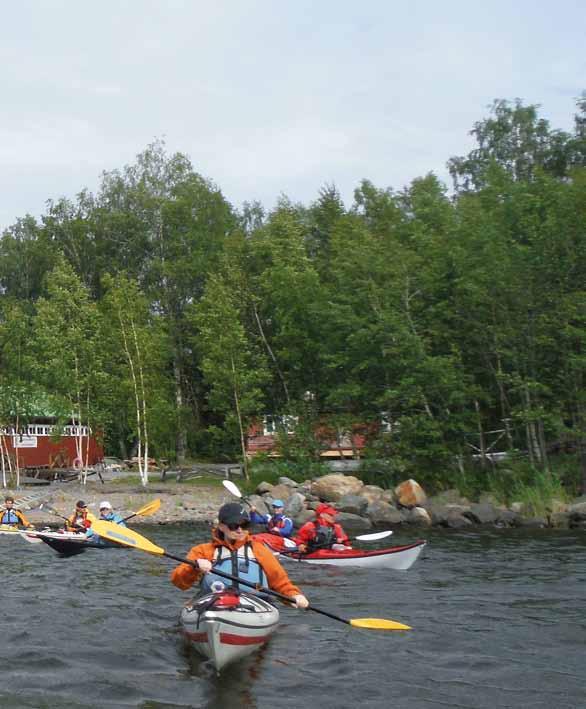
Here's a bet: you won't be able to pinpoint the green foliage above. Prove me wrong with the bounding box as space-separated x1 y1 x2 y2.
244 456 329 494
0 98 585 495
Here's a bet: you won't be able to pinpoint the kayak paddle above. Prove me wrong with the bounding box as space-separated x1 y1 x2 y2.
40 502 96 527
122 498 161 522
90 519 411 632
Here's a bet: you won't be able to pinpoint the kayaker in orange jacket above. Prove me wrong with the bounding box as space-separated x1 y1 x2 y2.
1 496 31 527
171 502 309 609
66 500 91 532
294 502 351 554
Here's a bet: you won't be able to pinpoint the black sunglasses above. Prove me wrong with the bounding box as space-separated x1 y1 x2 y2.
226 520 249 531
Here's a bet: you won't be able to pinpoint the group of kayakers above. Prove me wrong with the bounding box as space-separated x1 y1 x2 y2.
1 496 125 537
3 491 351 616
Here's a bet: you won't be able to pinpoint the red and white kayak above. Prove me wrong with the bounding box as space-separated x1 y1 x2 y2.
180 590 279 673
254 533 426 570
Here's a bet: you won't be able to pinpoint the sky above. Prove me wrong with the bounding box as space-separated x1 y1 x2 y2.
1 0 584 230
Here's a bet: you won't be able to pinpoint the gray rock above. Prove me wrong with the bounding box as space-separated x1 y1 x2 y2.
496 509 521 527
267 484 293 501
293 509 316 527
465 502 499 525
519 517 547 528
446 510 473 528
567 501 586 520
278 476 299 487
284 492 306 517
403 506 432 526
335 512 372 532
337 494 368 515
365 501 403 526
310 474 364 502
247 494 269 515
256 481 274 495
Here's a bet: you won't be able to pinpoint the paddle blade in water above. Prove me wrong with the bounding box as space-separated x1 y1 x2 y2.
91 520 165 555
349 618 411 631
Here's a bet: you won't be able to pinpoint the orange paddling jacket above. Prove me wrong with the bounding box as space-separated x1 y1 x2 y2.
170 530 301 598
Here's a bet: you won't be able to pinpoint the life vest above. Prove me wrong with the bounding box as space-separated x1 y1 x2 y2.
1 509 20 526
308 521 335 551
200 543 267 595
267 515 287 532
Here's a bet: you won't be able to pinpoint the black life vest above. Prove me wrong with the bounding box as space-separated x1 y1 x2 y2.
308 521 335 551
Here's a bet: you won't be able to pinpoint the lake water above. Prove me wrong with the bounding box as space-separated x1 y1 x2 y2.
2 525 585 708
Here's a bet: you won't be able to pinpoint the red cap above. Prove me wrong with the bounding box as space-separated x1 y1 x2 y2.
315 503 337 517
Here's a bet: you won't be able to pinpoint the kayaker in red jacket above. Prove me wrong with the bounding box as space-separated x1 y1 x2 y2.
294 503 351 554
171 502 309 609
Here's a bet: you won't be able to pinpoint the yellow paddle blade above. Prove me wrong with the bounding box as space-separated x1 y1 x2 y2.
349 618 412 631
134 499 161 517
91 519 165 555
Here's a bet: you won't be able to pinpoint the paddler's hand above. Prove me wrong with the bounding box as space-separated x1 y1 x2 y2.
332 543 347 551
197 559 212 573
297 544 307 554
293 594 309 610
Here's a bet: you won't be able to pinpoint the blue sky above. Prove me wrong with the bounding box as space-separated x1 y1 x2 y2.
1 0 584 230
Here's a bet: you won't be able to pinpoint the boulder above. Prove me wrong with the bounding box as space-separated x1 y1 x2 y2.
247 495 270 515
360 485 386 504
567 500 586 520
381 489 396 505
365 501 403 526
337 494 369 515
278 476 299 487
265 484 293 502
336 512 372 532
293 509 316 527
495 509 521 527
465 502 499 525
310 474 364 502
256 481 274 495
284 492 306 518
394 479 427 508
403 506 432 527
446 509 473 528
518 516 547 528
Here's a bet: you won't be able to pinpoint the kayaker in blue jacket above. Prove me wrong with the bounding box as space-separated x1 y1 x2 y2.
1 496 31 528
87 501 126 544
249 499 294 537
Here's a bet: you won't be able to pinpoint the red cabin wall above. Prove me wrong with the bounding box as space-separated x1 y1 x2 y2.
2 434 103 468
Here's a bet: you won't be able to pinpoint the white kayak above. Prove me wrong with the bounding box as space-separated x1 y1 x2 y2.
254 533 426 570
0 524 42 544
180 590 279 673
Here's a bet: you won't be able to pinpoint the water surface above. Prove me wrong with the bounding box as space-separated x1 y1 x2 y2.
2 526 584 708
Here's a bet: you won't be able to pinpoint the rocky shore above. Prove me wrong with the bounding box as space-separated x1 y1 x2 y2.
9 473 586 531
243 474 586 532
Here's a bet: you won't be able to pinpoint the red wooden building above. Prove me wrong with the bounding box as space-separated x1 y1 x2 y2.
245 415 374 459
0 421 103 469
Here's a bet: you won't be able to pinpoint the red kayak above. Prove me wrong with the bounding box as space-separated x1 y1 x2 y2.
253 533 425 570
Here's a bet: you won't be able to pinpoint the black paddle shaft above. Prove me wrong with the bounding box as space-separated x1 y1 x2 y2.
164 551 351 627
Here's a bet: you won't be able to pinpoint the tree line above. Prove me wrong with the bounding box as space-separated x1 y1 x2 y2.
1 96 585 491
